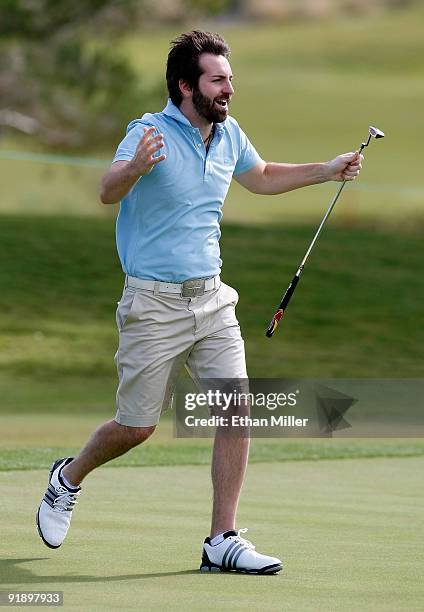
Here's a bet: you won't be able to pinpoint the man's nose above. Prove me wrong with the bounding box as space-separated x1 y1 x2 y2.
223 80 234 95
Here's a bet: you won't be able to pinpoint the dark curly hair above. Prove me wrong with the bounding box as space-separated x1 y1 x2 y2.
166 30 230 107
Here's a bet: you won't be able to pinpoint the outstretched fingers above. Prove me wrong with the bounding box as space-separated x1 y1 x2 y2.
138 126 157 147
137 127 164 153
133 126 166 173
150 152 166 165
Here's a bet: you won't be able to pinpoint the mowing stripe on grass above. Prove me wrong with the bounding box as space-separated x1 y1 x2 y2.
1 440 424 472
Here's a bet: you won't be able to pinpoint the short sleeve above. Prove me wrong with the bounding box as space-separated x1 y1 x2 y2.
233 126 261 176
112 120 154 163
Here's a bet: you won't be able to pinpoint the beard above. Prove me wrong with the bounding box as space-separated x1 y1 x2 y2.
192 85 229 124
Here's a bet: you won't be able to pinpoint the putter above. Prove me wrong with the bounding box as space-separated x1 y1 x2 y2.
265 125 385 338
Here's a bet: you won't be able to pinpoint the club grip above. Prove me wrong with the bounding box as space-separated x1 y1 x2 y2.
265 274 300 338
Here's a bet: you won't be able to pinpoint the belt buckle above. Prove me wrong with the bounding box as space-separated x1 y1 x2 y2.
181 279 205 297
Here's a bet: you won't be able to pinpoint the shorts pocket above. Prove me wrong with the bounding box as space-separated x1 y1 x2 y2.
220 282 239 307
116 289 138 331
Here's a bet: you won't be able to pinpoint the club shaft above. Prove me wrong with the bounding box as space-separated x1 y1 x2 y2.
298 141 367 272
298 179 347 272
265 140 368 338
265 130 384 338
265 180 347 337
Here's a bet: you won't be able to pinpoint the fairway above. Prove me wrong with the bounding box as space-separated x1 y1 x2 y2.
1 459 423 611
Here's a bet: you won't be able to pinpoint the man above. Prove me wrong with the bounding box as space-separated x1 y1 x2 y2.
36 31 362 574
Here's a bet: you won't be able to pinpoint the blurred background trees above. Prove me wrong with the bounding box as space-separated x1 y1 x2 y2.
0 0 161 150
0 0 416 151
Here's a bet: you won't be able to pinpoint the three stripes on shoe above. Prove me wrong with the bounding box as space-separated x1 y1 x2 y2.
43 483 79 512
221 540 249 570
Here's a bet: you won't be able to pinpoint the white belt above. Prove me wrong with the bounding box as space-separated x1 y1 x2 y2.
125 274 220 297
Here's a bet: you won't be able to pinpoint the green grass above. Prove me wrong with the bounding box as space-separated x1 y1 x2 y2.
2 459 423 610
1 214 422 472
1 412 424 472
121 6 424 78
1 214 423 417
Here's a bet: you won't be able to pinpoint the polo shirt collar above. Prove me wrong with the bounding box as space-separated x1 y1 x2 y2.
162 99 226 133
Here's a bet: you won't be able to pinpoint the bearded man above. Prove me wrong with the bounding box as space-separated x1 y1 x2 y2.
36 30 362 574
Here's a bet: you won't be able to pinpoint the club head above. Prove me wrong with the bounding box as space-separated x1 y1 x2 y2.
361 125 385 149
369 126 385 139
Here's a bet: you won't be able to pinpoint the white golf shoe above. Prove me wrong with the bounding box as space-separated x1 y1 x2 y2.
36 457 81 549
200 528 282 574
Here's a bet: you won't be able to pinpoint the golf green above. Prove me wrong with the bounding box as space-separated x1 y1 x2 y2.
1 458 422 611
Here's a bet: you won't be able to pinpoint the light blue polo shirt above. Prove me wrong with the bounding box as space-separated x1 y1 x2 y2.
113 99 260 282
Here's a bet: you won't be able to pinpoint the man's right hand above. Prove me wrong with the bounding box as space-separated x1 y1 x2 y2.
100 126 166 204
129 126 166 177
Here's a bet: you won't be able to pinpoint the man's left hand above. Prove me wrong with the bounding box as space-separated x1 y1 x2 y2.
326 151 363 182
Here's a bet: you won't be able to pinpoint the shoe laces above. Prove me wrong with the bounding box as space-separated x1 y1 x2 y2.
233 528 255 550
53 486 80 512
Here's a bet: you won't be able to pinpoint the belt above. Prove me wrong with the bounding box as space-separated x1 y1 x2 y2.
125 274 220 298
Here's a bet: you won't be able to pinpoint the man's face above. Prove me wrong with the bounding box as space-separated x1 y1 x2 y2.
192 53 234 123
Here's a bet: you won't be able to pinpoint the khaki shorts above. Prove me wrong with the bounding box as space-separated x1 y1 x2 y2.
114 277 247 427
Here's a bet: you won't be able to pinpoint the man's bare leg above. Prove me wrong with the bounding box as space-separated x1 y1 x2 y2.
203 425 282 574
210 425 250 538
62 420 156 486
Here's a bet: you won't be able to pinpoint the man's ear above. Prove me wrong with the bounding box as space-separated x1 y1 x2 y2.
179 79 192 100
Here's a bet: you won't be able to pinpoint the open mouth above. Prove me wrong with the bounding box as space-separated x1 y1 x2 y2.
214 99 228 109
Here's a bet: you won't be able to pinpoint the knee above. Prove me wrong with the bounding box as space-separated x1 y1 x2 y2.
122 424 156 446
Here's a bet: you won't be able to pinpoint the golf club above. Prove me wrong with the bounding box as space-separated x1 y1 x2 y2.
265 125 385 338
